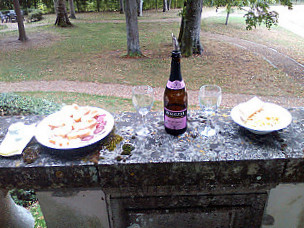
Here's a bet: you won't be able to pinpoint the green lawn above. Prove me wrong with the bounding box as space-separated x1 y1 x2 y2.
0 8 303 108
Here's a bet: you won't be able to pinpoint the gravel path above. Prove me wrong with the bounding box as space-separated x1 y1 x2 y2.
0 80 303 108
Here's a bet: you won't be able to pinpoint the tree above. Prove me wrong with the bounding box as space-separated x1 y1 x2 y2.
12 0 27 42
53 0 58 14
167 0 172 10
68 0 76 19
212 0 293 29
119 0 124 14
55 0 72 27
124 0 142 56
136 0 143 16
163 0 168 12
178 0 203 57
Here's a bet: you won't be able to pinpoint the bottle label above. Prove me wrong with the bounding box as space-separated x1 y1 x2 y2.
166 80 185 90
164 108 187 130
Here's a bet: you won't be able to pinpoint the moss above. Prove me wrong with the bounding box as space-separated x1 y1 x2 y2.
23 145 41 164
121 143 135 155
116 156 123 161
101 131 123 152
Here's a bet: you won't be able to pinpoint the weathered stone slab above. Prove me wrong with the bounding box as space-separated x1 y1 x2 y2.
0 108 302 191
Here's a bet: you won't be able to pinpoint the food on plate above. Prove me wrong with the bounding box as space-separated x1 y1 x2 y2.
47 104 107 147
245 109 280 129
238 97 281 129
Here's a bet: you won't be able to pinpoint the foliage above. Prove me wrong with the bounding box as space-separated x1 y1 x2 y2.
210 0 293 29
244 5 278 30
0 93 62 116
37 2 51 14
9 189 37 207
28 9 43 22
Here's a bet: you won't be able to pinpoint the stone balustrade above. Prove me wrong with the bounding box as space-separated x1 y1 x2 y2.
0 108 303 227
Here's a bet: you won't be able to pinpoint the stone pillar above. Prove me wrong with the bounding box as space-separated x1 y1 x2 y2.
0 189 35 228
36 189 110 228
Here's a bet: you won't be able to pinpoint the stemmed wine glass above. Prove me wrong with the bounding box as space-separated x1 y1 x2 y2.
199 85 222 137
132 85 154 136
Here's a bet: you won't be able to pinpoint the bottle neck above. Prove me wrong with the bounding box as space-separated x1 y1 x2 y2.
169 50 182 82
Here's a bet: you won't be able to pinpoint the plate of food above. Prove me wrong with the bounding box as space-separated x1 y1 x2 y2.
230 97 292 135
35 104 114 149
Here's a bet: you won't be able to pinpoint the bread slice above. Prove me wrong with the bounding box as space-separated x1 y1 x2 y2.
238 97 264 122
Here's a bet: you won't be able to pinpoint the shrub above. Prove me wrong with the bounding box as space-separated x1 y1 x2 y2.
28 9 43 22
9 189 37 207
0 93 62 116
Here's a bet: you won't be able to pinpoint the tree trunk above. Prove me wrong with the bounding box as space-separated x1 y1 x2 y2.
12 0 27 42
137 0 143 16
125 0 142 56
55 0 72 27
97 0 101 12
178 0 203 57
69 0 76 19
54 0 58 14
163 0 168 12
225 10 230 25
119 0 124 14
167 0 172 10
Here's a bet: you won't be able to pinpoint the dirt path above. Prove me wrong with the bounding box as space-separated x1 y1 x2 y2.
0 80 303 108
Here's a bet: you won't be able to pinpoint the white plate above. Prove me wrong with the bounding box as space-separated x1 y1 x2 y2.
35 107 114 149
230 102 292 135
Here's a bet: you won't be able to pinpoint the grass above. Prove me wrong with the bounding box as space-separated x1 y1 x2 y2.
0 7 303 102
15 91 164 112
28 202 46 228
202 15 304 65
0 24 7 30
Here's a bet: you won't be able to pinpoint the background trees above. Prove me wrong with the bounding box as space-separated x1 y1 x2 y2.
1 0 293 56
0 0 185 13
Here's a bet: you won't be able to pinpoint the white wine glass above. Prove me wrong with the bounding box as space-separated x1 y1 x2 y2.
199 85 222 137
132 85 154 136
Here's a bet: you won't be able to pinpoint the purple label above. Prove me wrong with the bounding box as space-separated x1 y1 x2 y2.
164 108 187 130
166 80 185 90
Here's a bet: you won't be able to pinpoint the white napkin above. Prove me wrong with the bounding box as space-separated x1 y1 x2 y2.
238 97 265 122
0 122 36 157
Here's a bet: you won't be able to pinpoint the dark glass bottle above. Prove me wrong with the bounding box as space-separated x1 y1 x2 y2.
164 50 188 135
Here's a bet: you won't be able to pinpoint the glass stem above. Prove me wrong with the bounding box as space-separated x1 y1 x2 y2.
206 116 212 130
141 114 147 126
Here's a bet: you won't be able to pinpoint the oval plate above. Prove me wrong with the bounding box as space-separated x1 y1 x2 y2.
35 107 114 150
230 102 292 135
